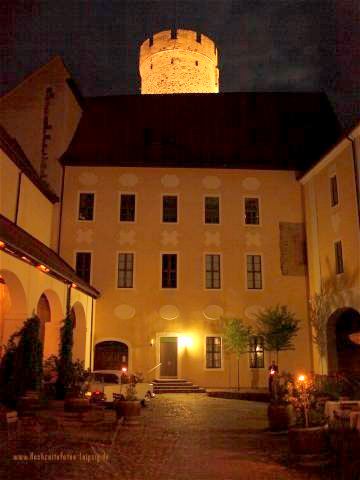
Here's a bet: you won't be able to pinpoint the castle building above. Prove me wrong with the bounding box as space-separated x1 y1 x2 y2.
0 30 359 388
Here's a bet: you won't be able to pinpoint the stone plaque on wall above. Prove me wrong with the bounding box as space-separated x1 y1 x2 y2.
279 222 306 276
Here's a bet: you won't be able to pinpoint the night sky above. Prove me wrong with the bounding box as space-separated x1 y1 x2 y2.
1 0 359 129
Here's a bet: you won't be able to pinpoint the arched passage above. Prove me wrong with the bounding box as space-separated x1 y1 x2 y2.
94 340 129 371
71 302 87 362
37 289 63 359
327 307 360 374
0 270 27 351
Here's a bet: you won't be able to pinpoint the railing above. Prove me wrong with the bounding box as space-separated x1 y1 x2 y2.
146 363 162 382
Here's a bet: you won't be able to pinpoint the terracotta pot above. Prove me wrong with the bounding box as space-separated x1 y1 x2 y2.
115 400 141 425
64 397 91 413
288 426 329 456
18 390 41 414
268 403 295 431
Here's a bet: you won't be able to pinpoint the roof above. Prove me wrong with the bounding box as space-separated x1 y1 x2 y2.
0 124 59 203
0 214 100 299
61 92 342 172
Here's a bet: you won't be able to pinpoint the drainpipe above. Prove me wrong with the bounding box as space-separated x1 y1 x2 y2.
89 297 94 370
347 135 360 227
14 172 22 225
66 283 71 316
57 165 66 254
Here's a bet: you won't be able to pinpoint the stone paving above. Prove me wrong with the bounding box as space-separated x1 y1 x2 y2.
0 394 335 480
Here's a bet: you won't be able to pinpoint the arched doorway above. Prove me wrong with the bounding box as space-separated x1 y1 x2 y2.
36 289 63 359
36 293 51 347
71 302 87 362
0 270 27 353
327 307 360 374
94 341 129 371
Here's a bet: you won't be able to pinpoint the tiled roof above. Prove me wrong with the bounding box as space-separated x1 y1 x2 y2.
0 124 59 204
0 214 100 299
61 92 342 172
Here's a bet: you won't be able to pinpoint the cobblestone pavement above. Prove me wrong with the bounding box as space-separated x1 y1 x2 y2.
0 394 333 480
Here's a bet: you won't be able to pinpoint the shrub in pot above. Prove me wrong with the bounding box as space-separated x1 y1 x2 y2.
268 372 296 431
114 374 141 425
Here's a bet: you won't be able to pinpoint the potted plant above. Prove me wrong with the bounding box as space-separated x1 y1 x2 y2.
267 372 296 431
114 373 142 425
287 374 330 464
222 318 252 391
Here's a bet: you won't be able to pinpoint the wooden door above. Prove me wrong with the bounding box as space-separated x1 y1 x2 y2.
160 337 178 377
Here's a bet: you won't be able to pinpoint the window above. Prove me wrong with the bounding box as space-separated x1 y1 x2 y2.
247 254 262 289
249 336 264 368
206 337 222 369
162 254 177 288
330 176 339 207
78 193 94 221
117 253 134 288
205 254 221 289
75 252 91 283
245 198 260 225
162 196 177 223
335 241 344 274
120 194 136 222
205 197 219 224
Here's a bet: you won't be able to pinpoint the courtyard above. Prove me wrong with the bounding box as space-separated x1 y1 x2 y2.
0 394 333 480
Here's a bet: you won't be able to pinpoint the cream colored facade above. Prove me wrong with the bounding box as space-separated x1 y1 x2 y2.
301 128 360 374
0 61 95 368
60 166 312 387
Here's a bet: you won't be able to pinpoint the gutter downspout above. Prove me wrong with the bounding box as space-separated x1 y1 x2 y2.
14 172 22 224
89 297 94 370
57 165 66 254
347 135 360 227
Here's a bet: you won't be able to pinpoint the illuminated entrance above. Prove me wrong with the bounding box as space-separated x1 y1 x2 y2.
160 337 178 378
94 341 128 371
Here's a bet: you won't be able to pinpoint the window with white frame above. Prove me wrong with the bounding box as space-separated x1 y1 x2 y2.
334 241 344 274
247 254 262 289
330 175 339 207
162 254 177 288
249 336 264 368
245 198 260 225
78 193 94 221
205 196 220 224
120 194 136 222
206 336 222 368
162 196 177 223
117 253 134 288
205 254 221 289
75 252 92 283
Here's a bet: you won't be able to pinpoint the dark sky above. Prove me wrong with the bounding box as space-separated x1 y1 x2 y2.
1 0 359 129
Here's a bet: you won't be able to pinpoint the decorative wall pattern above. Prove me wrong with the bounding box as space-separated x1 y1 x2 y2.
161 174 180 188
79 172 98 186
244 305 265 321
161 231 179 246
118 230 136 245
159 305 180 320
203 305 224 320
114 304 136 320
279 222 306 276
242 177 260 191
76 228 93 244
119 173 138 187
202 176 221 189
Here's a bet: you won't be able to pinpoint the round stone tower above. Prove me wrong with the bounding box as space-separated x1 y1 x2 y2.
139 29 219 94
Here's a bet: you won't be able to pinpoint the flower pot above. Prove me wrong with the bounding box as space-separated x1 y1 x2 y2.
288 426 331 468
115 400 141 425
64 397 91 413
18 390 41 415
268 403 295 431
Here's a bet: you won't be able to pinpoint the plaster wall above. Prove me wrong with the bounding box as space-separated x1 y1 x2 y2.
0 150 18 221
302 142 360 373
61 166 311 388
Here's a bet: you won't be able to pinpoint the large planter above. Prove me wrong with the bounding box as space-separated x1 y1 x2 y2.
17 390 41 415
115 400 141 425
288 426 331 468
64 397 91 413
268 403 295 431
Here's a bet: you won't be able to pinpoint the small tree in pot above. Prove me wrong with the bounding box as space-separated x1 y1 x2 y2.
114 373 142 425
222 318 252 391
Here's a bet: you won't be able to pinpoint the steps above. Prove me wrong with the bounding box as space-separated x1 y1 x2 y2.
152 378 206 394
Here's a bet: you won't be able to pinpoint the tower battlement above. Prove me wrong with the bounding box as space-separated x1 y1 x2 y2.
139 29 219 94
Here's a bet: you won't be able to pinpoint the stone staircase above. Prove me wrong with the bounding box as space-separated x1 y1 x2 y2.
152 378 206 394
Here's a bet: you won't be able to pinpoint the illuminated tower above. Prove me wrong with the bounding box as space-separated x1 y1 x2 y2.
139 29 219 94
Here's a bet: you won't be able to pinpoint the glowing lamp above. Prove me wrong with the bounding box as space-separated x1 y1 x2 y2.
71 283 77 288
298 374 306 382
37 264 50 273
270 369 276 375
179 336 193 348
121 367 127 372
0 241 5 249
21 256 30 262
